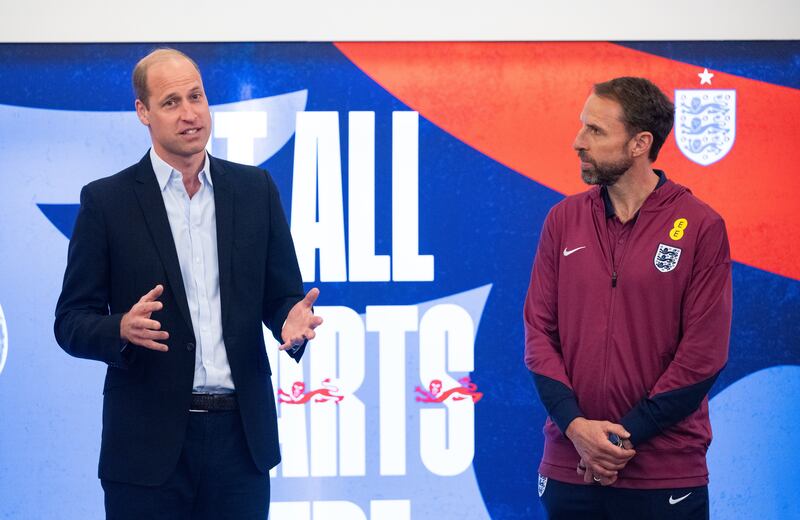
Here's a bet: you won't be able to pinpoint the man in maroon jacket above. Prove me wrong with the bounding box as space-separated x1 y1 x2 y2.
524 77 731 519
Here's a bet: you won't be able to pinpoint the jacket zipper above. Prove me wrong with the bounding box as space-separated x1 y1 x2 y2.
602 213 643 417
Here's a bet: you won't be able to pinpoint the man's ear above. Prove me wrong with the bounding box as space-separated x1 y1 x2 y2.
135 99 150 126
630 131 653 159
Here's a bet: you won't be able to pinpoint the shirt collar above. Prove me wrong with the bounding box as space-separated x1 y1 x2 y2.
602 169 667 218
149 148 212 192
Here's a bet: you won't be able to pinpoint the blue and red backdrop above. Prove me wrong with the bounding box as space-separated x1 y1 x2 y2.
0 42 798 519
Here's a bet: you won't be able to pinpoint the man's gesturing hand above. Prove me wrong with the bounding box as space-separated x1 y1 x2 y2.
280 288 323 351
120 284 169 352
566 418 635 485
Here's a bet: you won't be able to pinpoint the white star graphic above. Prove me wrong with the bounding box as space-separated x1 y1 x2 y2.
698 68 714 85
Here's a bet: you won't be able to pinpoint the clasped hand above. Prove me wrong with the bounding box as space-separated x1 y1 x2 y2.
566 417 636 486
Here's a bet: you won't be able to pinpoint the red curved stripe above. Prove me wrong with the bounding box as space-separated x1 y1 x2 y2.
336 42 800 281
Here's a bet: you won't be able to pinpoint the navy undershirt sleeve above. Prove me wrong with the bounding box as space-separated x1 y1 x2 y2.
530 372 584 435
620 368 723 446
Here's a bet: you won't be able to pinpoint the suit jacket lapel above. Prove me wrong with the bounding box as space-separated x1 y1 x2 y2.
210 155 234 329
132 153 195 336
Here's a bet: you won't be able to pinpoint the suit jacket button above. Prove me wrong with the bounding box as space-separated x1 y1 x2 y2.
186 342 195 352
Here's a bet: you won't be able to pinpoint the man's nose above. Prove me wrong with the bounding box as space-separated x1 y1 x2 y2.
181 105 198 121
573 129 587 151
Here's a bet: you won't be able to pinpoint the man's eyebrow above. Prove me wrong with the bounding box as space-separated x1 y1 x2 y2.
159 92 179 103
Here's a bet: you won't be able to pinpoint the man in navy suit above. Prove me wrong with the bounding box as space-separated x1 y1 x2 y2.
55 48 322 519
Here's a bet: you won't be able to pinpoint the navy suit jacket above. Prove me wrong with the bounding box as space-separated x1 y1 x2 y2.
55 152 305 485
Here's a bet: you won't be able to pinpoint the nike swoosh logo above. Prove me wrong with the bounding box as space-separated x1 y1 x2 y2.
563 246 586 257
669 492 692 505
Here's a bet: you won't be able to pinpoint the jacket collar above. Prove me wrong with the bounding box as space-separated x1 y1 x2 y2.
600 169 668 218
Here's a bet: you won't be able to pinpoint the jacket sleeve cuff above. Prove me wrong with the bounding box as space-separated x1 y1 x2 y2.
288 342 306 362
619 402 662 446
105 313 131 368
117 339 139 369
620 368 723 446
550 395 584 435
530 372 584 435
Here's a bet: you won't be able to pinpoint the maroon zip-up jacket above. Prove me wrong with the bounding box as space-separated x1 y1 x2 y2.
524 172 732 489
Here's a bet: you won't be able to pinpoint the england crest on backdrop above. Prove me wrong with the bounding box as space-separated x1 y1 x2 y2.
675 89 736 166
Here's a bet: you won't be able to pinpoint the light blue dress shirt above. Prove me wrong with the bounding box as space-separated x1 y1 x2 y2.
150 148 234 393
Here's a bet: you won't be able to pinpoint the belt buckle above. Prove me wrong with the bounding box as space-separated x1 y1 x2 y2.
191 392 211 413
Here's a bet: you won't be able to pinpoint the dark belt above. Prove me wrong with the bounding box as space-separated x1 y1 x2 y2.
190 393 238 412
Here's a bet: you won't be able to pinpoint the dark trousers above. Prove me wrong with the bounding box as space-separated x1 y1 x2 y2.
102 410 269 520
539 476 709 520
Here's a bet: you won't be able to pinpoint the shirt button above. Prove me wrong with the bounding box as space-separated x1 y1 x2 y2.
186 342 196 352
195 258 201 263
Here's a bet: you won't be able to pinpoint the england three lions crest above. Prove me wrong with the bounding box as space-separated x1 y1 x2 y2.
675 89 736 166
654 244 682 273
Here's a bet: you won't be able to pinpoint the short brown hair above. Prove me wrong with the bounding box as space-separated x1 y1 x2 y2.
593 77 674 161
132 48 201 108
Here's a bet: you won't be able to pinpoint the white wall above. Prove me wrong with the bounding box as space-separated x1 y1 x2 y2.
4 0 799 42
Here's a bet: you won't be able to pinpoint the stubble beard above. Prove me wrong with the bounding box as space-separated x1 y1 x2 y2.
580 155 633 187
